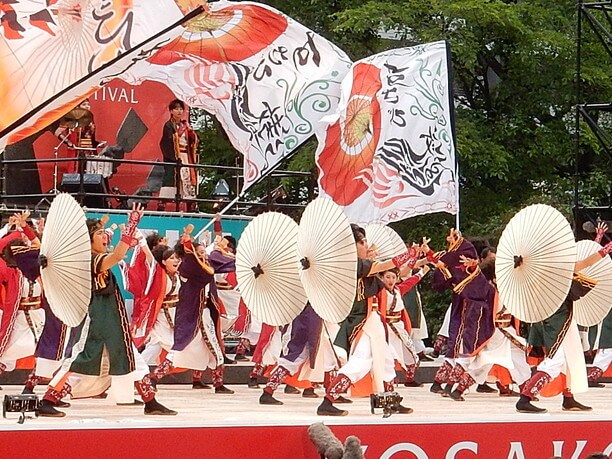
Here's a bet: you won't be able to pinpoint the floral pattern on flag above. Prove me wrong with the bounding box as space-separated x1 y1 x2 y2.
0 0 188 146
316 41 458 224
119 0 352 192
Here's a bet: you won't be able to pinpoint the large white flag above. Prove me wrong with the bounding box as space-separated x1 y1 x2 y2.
119 0 352 192
0 0 197 148
315 41 458 225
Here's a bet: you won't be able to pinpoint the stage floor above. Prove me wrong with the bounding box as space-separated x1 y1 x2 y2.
1 382 611 428
1 382 611 459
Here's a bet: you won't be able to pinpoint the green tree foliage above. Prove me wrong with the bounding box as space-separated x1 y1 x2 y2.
196 1 611 333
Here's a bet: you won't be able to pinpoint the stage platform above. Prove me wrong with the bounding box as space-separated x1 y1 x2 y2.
1 379 611 459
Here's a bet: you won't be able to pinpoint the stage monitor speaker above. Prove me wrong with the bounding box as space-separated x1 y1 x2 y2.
60 173 107 208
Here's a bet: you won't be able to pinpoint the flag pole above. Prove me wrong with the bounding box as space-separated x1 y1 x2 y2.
193 195 241 239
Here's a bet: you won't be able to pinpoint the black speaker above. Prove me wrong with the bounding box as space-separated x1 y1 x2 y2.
60 173 107 208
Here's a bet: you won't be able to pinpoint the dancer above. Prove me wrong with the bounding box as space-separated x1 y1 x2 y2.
127 231 167 331
316 225 429 416
39 205 176 417
258 303 328 405
207 214 241 367
448 256 531 401
20 216 70 395
516 238 612 413
247 323 282 388
402 276 433 369
586 222 612 388
0 213 46 386
143 226 234 394
379 267 430 387
158 99 198 212
429 229 496 397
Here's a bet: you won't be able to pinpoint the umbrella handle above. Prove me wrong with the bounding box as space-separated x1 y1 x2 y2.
251 264 264 278
513 255 523 268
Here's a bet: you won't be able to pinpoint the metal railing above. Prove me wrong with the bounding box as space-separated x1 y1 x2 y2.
0 154 311 214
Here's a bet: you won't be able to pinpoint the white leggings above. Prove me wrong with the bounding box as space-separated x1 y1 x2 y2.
337 333 396 384
593 348 612 372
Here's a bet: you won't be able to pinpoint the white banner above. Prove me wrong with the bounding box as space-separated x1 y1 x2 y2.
315 41 458 224
119 0 352 192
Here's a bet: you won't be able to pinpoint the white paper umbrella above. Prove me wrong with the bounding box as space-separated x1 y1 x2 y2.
235 212 307 326
40 193 91 327
574 240 612 327
496 204 576 323
364 223 406 261
297 198 357 323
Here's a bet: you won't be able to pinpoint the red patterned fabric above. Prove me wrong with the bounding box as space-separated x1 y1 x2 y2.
0 256 23 356
250 363 266 379
587 366 603 381
326 374 351 401
151 358 173 381
434 360 453 384
447 363 465 384
405 364 417 382
520 371 552 399
43 382 72 404
456 371 476 394
264 366 290 394
23 371 43 390
211 367 224 387
135 376 156 403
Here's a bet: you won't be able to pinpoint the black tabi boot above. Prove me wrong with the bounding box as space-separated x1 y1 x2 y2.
516 395 547 413
284 385 300 395
38 399 66 418
259 391 283 405
302 388 318 398
429 382 444 394
316 397 348 417
476 383 497 394
441 383 454 397
144 398 177 416
562 396 592 412
192 381 212 390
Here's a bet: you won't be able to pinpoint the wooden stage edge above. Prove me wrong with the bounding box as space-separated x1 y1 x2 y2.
1 383 611 459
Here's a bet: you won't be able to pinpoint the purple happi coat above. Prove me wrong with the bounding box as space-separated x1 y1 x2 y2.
281 303 322 368
172 250 215 351
432 238 495 357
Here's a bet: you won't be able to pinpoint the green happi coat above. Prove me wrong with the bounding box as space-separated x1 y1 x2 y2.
529 273 596 358
69 253 135 376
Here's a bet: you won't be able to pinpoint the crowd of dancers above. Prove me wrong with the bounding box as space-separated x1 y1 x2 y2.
0 206 611 418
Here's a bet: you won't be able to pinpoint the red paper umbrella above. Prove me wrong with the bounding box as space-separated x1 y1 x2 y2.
150 2 288 64
317 62 383 206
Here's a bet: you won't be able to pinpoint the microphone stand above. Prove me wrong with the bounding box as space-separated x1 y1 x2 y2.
36 122 78 209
